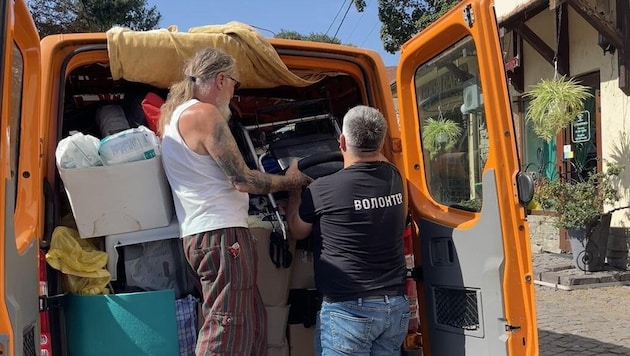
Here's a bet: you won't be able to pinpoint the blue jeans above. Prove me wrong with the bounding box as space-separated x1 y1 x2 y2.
314 295 410 355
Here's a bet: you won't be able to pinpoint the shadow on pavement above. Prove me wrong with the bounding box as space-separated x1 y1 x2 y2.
539 329 630 356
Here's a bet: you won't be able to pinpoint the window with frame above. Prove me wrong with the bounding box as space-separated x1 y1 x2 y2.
414 36 488 212
10 42 24 212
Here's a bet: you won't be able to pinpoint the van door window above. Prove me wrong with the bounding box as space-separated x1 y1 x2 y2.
9 42 24 213
415 36 487 212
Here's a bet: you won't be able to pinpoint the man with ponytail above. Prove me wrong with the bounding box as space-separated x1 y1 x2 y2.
160 48 311 356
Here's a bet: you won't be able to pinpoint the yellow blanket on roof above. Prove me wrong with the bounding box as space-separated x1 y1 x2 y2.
106 22 325 89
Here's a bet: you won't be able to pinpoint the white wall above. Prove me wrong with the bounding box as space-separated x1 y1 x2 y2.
495 0 540 22
601 69 630 227
522 9 556 89
568 2 630 227
568 6 602 75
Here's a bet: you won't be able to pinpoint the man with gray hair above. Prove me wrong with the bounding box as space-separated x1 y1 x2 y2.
160 47 311 356
287 105 409 355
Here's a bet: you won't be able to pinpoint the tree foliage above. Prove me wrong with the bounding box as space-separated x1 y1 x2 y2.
274 0 459 53
275 30 342 45
29 0 161 37
353 0 459 54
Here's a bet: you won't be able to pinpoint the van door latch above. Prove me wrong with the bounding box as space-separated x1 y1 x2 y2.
462 4 474 28
505 324 521 332
39 293 66 312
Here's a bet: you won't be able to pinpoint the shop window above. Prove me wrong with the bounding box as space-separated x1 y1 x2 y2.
522 87 597 185
522 99 558 182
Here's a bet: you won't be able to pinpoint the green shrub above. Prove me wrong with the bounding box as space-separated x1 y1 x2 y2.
536 164 622 229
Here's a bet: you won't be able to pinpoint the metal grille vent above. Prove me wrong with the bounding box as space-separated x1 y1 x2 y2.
23 325 36 356
434 287 480 330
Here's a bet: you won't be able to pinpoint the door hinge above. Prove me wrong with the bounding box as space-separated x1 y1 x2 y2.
463 4 475 28
505 324 521 332
407 267 423 282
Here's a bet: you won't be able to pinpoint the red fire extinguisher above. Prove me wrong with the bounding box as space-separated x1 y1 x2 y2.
39 250 53 356
403 224 423 349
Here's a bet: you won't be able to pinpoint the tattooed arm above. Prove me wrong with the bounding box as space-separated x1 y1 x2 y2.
183 103 310 195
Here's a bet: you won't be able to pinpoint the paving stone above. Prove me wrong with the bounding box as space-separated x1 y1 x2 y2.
534 253 630 356
597 275 618 283
560 275 600 285
539 271 560 284
549 264 573 272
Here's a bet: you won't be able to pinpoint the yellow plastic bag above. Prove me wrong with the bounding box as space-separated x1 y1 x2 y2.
46 226 111 295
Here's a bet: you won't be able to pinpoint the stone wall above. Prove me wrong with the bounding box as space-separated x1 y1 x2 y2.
527 215 630 270
527 215 561 253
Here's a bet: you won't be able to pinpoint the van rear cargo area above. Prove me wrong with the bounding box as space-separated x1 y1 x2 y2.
47 47 370 355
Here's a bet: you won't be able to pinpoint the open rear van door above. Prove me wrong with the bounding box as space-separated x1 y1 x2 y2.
0 0 42 355
397 0 538 355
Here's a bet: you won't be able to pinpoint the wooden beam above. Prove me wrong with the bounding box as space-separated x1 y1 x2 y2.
618 0 630 95
501 0 549 30
557 3 570 76
507 33 525 93
566 0 624 50
513 24 557 69
549 0 567 10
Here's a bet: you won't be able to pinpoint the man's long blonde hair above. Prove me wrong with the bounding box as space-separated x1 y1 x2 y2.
158 48 236 136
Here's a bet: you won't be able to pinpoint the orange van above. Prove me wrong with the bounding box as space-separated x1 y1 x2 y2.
1 0 538 355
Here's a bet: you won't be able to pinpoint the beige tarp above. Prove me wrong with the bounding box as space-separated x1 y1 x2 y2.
106 22 325 89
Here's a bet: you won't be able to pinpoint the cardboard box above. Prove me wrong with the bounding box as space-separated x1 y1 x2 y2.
289 324 316 356
266 305 290 347
63 290 179 356
59 157 174 238
252 227 296 306
290 249 315 289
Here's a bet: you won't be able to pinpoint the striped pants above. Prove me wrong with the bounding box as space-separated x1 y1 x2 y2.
182 227 267 356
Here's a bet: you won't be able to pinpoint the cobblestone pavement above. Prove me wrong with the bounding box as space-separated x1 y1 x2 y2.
536 272 630 355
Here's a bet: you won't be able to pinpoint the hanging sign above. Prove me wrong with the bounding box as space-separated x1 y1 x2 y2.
571 110 591 143
504 55 520 72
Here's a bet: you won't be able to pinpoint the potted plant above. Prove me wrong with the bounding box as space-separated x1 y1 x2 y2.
523 75 592 142
535 164 625 271
422 117 462 159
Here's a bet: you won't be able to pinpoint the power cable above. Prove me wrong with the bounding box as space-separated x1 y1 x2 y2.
326 0 348 36
360 20 379 47
333 1 353 40
346 0 370 42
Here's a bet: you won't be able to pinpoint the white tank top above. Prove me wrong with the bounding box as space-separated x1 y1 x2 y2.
161 99 249 236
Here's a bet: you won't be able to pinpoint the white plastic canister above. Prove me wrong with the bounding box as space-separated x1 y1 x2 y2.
98 126 160 165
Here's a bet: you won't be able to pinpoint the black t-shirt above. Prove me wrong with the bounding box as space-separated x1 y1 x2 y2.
299 161 407 301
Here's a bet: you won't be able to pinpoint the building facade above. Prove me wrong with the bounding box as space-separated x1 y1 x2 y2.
495 0 629 257
391 0 629 263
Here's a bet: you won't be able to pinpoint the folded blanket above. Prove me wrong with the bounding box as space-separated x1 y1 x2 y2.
106 22 325 89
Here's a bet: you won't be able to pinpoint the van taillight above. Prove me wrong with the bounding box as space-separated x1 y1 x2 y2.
39 250 53 356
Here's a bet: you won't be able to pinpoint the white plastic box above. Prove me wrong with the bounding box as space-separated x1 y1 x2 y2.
58 156 174 238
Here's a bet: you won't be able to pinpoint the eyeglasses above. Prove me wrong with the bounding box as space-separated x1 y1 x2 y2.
225 74 241 90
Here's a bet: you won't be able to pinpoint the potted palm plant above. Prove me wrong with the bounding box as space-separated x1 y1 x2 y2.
535 164 625 271
422 117 462 159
